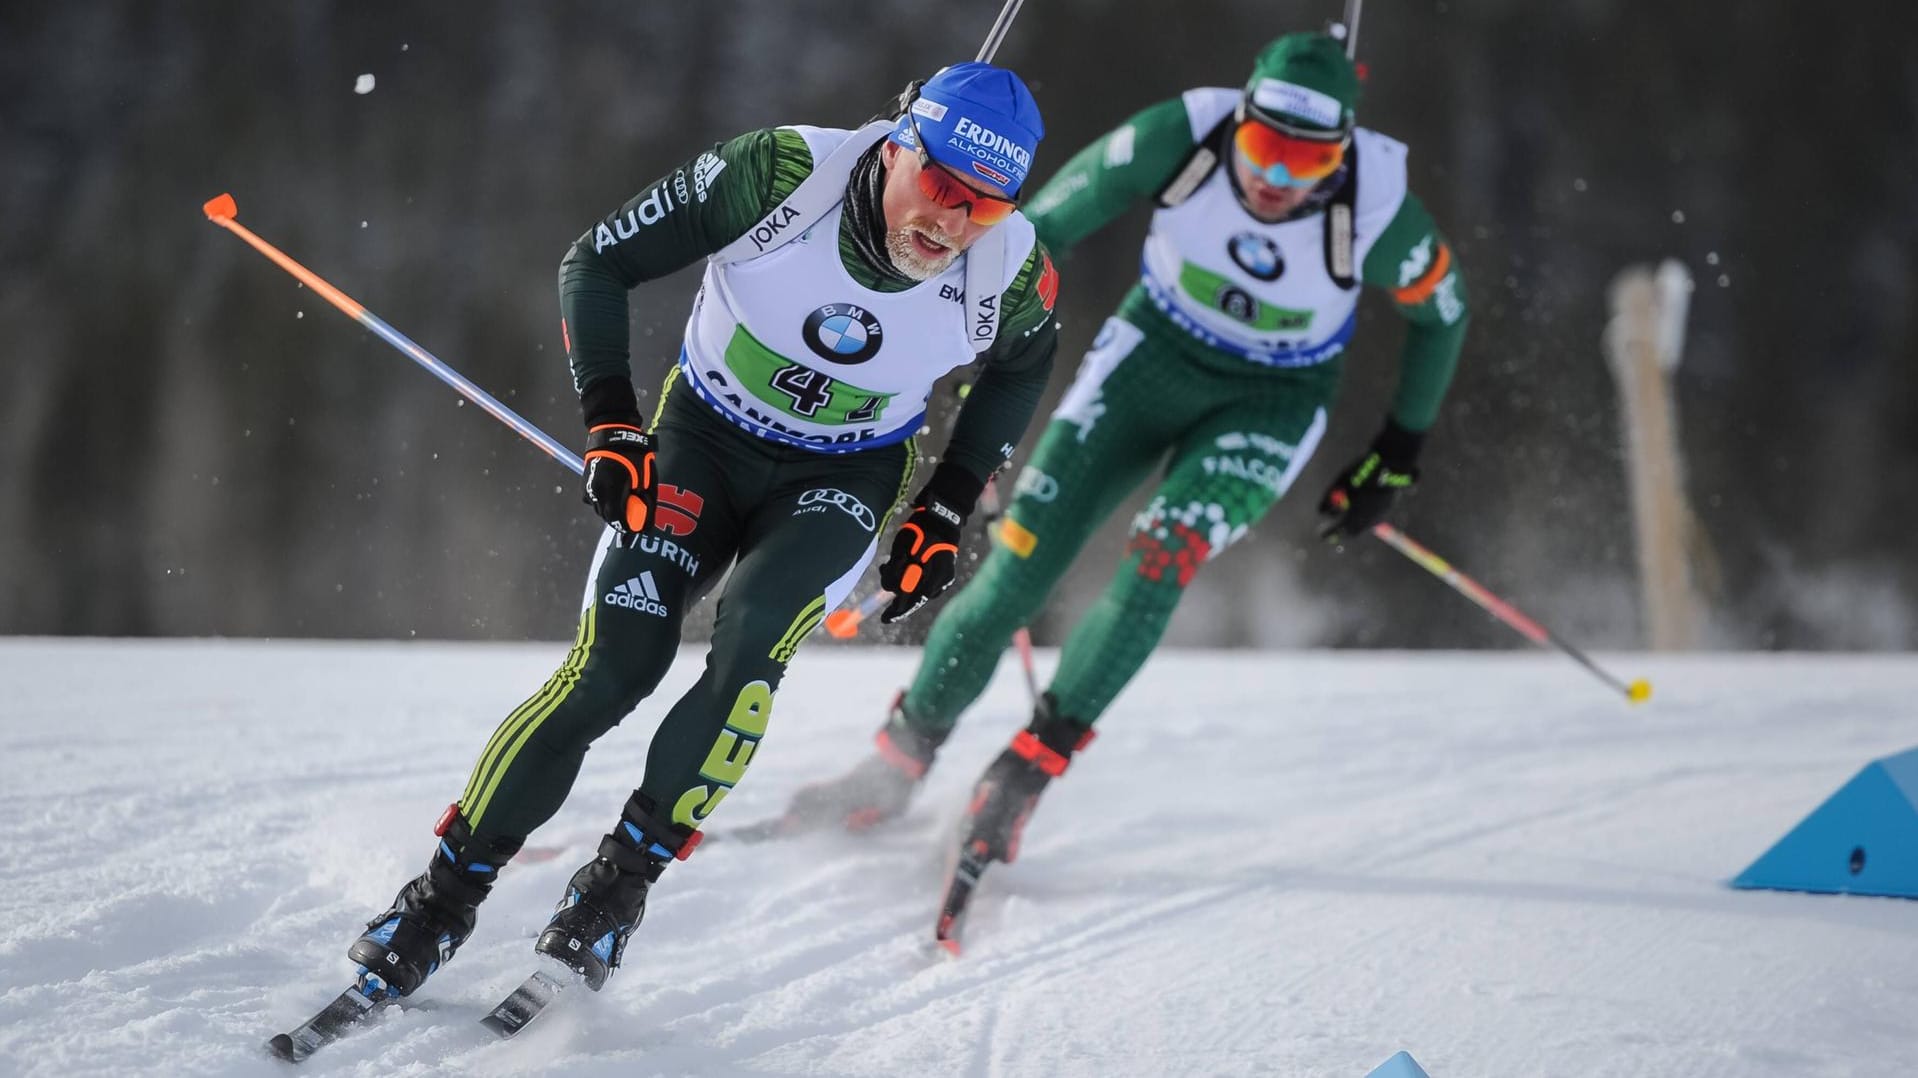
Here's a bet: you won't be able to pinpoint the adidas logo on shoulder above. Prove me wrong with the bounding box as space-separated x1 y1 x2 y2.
604 571 669 617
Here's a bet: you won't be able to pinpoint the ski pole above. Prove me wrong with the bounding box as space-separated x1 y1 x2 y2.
974 0 1029 63
825 590 891 638
203 192 910 642
1369 522 1652 704
201 193 584 475
1337 0 1364 58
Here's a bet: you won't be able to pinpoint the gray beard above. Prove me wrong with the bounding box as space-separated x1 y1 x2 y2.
885 226 960 281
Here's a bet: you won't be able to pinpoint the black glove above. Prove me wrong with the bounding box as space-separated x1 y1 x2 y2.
579 379 656 534
879 463 982 624
1317 420 1423 539
583 422 656 533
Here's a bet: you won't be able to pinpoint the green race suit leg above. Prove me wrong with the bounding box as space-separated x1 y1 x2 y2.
453 380 907 846
901 317 1181 734
1047 381 1332 725
454 387 748 846
643 438 910 831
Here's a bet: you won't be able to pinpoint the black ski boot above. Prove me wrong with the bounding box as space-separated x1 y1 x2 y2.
348 806 520 997
958 695 1095 865
779 691 945 833
534 794 700 991
935 696 1096 952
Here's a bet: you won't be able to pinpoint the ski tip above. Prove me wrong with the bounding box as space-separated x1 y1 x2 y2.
1627 677 1653 704
203 192 238 221
934 913 963 957
823 610 862 639
264 1033 296 1061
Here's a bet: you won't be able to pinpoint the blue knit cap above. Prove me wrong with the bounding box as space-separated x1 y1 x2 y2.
889 62 1044 199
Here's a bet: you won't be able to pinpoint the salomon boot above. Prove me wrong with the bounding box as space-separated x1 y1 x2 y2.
347 806 520 997
533 794 700 991
957 695 1094 865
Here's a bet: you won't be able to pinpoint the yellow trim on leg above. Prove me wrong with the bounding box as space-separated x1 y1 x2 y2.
459 604 599 829
769 595 827 663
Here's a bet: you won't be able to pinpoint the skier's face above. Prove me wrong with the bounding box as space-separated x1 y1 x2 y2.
880 140 997 280
1229 115 1347 221
1230 153 1316 220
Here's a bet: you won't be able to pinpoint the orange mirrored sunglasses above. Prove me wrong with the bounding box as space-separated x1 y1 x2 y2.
908 115 1020 226
1232 119 1347 189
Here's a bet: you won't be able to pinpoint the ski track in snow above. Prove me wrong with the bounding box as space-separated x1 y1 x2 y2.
1 640 1915 1077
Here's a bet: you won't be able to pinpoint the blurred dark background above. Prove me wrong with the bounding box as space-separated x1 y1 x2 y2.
4 1 1914 649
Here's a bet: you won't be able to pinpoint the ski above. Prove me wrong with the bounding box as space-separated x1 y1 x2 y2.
479 966 573 1040
933 840 992 956
264 978 391 1062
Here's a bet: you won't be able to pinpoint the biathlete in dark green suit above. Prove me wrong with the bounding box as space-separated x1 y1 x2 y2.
344 62 1061 999
783 33 1471 876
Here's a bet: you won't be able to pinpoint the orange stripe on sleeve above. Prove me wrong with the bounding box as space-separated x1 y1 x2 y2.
1391 243 1453 306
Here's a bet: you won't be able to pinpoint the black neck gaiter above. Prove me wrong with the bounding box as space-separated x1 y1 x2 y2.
843 142 916 288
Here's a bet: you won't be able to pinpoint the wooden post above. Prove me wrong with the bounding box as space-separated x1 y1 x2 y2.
1604 260 1701 650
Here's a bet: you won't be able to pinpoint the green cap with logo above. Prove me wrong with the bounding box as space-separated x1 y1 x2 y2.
1243 32 1359 133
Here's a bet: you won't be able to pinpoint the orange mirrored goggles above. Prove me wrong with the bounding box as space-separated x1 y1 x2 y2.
913 153 1020 226
906 112 1019 226
1232 119 1348 189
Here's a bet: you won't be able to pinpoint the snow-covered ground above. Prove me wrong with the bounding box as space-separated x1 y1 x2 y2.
2 639 1915 1077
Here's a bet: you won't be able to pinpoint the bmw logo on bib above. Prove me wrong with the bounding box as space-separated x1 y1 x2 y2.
1228 233 1284 282
803 303 884 364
